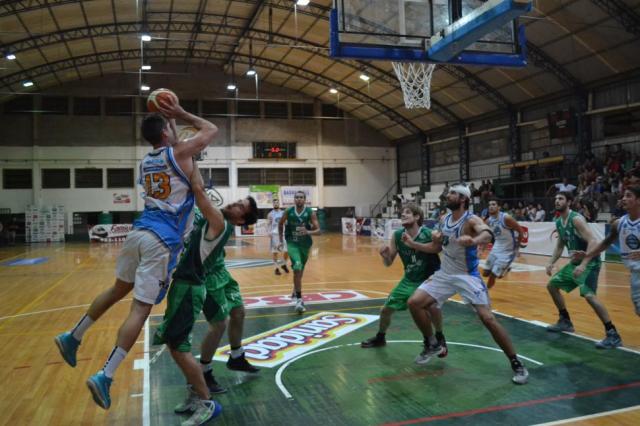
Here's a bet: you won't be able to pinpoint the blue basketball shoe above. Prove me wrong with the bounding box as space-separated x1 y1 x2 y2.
54 332 80 367
87 371 113 409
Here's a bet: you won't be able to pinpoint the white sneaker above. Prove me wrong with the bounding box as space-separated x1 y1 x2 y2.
512 365 529 385
181 399 222 426
295 298 306 313
414 343 444 365
174 386 198 414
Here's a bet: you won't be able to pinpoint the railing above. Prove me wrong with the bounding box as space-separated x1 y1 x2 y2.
370 180 399 218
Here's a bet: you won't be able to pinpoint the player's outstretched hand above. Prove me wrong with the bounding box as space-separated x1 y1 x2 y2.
571 251 586 262
379 245 391 257
431 231 443 244
457 235 474 247
545 264 554 276
628 251 640 260
572 264 586 278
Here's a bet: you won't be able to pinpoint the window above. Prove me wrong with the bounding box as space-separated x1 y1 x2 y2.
105 97 133 116
291 168 316 185
264 101 288 118
202 100 228 116
237 100 260 117
41 169 70 188
75 168 103 188
200 168 229 187
238 168 262 186
292 103 314 119
41 96 69 115
321 104 344 118
3 169 32 189
180 99 198 115
107 168 134 188
74 97 101 115
2 96 33 114
323 167 347 186
265 168 290 185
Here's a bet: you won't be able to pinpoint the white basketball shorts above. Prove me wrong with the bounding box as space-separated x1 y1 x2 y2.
417 270 490 308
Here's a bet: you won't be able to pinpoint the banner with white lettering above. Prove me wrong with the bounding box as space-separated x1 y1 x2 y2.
88 224 133 242
519 221 605 259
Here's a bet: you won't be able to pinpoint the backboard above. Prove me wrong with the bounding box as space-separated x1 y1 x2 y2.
330 0 531 67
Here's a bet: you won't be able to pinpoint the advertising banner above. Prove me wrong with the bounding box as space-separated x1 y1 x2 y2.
341 218 356 235
519 221 605 260
88 224 133 242
281 186 314 206
235 219 270 237
250 185 280 209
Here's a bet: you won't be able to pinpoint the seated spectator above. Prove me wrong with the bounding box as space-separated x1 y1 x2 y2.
514 208 527 221
527 205 537 222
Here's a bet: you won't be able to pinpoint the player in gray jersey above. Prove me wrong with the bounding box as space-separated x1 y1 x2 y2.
267 198 289 275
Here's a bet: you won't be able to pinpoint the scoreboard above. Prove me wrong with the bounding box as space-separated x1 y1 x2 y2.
253 142 297 159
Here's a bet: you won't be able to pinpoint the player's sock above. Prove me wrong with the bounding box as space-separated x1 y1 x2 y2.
200 359 213 373
435 331 445 342
295 291 302 299
230 346 244 359
604 321 616 332
424 335 437 346
559 309 571 321
71 314 94 341
509 355 523 370
102 346 127 379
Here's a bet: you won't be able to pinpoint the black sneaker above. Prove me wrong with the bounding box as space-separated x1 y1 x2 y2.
361 335 386 348
203 370 227 394
275 268 282 276
227 353 260 373
282 264 290 273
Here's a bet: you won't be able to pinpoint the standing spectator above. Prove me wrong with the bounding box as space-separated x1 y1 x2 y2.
547 178 577 197
7 218 18 245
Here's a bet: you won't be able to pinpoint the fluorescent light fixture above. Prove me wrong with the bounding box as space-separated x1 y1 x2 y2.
140 34 152 42
329 88 338 94
141 64 151 70
140 84 150 91
296 0 310 5
6 54 16 60
246 68 256 76
22 80 33 87
227 83 237 90
359 73 370 82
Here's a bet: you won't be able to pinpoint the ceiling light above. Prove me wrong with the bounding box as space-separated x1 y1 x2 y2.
141 34 152 42
140 84 150 91
6 53 16 60
141 65 151 71
246 68 256 76
22 80 33 87
329 88 338 94
359 74 370 82
227 83 237 91
296 0 310 5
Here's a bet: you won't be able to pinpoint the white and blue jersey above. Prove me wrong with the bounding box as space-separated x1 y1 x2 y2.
618 214 640 271
269 209 285 234
440 211 480 277
134 146 194 251
487 212 517 260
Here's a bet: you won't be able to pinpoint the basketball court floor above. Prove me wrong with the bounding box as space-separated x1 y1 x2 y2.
1 234 639 425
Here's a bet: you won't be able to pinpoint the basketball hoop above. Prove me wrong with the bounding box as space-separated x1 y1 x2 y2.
391 62 436 109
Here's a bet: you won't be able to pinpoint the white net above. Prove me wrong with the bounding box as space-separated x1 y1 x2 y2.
391 62 436 109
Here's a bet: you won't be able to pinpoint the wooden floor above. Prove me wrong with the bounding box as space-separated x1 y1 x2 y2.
0 234 638 426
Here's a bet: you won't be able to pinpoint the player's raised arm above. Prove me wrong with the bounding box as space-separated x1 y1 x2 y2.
504 215 524 253
156 94 218 168
190 164 224 237
458 216 493 247
403 230 442 253
380 235 398 266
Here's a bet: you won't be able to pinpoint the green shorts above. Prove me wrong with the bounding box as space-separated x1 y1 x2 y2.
203 268 244 323
152 279 205 352
384 277 420 311
548 261 600 297
287 242 310 271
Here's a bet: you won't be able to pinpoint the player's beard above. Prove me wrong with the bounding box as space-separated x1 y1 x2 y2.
447 200 461 210
555 204 567 213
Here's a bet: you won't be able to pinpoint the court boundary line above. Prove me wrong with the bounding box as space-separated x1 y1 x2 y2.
275 340 544 400
532 404 640 425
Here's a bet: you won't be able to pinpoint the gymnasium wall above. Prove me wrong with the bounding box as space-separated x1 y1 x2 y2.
0 67 396 227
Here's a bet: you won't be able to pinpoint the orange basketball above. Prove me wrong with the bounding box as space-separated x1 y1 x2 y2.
147 88 178 112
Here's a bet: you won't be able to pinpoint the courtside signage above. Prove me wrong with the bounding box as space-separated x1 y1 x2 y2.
214 312 377 368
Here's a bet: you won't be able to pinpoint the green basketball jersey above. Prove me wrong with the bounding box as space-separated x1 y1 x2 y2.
284 206 313 247
172 213 235 284
554 210 600 265
393 227 441 282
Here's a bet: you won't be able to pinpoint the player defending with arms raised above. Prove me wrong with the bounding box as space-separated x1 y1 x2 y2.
361 204 445 360
573 186 640 316
153 165 258 425
268 198 289 275
405 185 529 384
55 95 218 409
278 191 320 313
544 192 622 348
483 198 524 288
